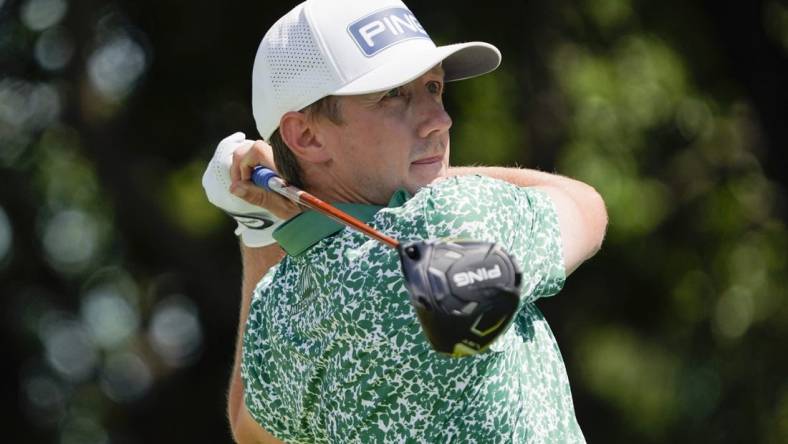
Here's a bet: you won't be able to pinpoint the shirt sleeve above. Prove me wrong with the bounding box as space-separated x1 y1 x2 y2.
421 175 566 304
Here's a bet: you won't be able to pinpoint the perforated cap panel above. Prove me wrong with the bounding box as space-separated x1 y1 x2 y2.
266 10 334 104
252 5 341 140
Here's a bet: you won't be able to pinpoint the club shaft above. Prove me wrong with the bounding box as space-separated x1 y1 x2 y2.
253 167 400 249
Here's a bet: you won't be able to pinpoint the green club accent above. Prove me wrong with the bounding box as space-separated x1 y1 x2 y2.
452 342 480 357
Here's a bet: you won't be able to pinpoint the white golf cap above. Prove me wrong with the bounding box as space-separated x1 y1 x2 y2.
252 0 501 140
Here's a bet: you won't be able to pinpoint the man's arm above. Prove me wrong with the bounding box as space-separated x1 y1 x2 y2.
209 138 300 443
227 244 285 444
447 166 608 275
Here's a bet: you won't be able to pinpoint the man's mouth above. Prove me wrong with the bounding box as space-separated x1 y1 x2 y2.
411 155 443 165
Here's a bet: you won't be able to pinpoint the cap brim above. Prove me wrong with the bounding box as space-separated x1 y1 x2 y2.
333 42 501 96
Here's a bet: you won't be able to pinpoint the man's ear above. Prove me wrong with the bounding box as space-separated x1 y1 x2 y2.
279 111 331 163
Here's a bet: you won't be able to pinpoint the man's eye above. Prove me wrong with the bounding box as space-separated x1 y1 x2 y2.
427 81 443 95
383 87 402 99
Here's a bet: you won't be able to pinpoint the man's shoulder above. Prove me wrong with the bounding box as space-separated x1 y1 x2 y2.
409 174 520 210
377 174 550 240
430 173 508 191
381 175 525 233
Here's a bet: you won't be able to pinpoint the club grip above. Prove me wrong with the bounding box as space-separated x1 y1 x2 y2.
251 166 279 192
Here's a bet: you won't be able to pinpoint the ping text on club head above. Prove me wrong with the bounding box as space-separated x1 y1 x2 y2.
452 264 502 288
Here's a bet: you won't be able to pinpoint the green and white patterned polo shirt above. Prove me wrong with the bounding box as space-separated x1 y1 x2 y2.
242 175 585 443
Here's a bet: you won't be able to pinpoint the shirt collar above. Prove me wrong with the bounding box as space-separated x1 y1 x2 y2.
273 189 411 256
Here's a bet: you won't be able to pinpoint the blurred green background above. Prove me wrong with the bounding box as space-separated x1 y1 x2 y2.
2 0 787 442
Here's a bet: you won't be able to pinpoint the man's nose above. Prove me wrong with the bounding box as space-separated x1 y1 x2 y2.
416 95 452 138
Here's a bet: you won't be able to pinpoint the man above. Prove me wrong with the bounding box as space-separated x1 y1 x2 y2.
203 0 607 442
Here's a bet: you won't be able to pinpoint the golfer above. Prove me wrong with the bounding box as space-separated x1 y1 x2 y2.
203 0 607 442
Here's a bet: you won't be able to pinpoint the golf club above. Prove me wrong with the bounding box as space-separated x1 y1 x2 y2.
251 166 522 357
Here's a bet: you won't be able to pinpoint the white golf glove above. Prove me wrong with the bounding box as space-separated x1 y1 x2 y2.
202 132 284 247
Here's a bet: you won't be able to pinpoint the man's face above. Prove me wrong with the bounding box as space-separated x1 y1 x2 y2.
317 66 452 204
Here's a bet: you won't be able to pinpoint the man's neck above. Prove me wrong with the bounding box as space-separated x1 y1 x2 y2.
300 164 390 205
304 186 378 205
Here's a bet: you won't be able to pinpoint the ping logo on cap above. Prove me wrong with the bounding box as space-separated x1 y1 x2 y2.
348 7 430 57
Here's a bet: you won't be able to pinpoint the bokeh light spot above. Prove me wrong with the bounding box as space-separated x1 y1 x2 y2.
0 79 34 128
148 295 203 367
99 351 153 403
713 286 754 339
87 32 147 102
0 79 62 132
34 26 74 70
41 209 100 274
20 0 67 31
81 286 140 349
40 316 98 382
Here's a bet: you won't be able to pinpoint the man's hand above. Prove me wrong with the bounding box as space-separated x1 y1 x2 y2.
202 132 300 247
228 138 301 220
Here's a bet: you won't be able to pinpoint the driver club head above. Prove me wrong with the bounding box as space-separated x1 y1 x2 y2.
398 240 522 357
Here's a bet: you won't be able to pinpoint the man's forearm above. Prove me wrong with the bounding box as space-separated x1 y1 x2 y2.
228 244 285 437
